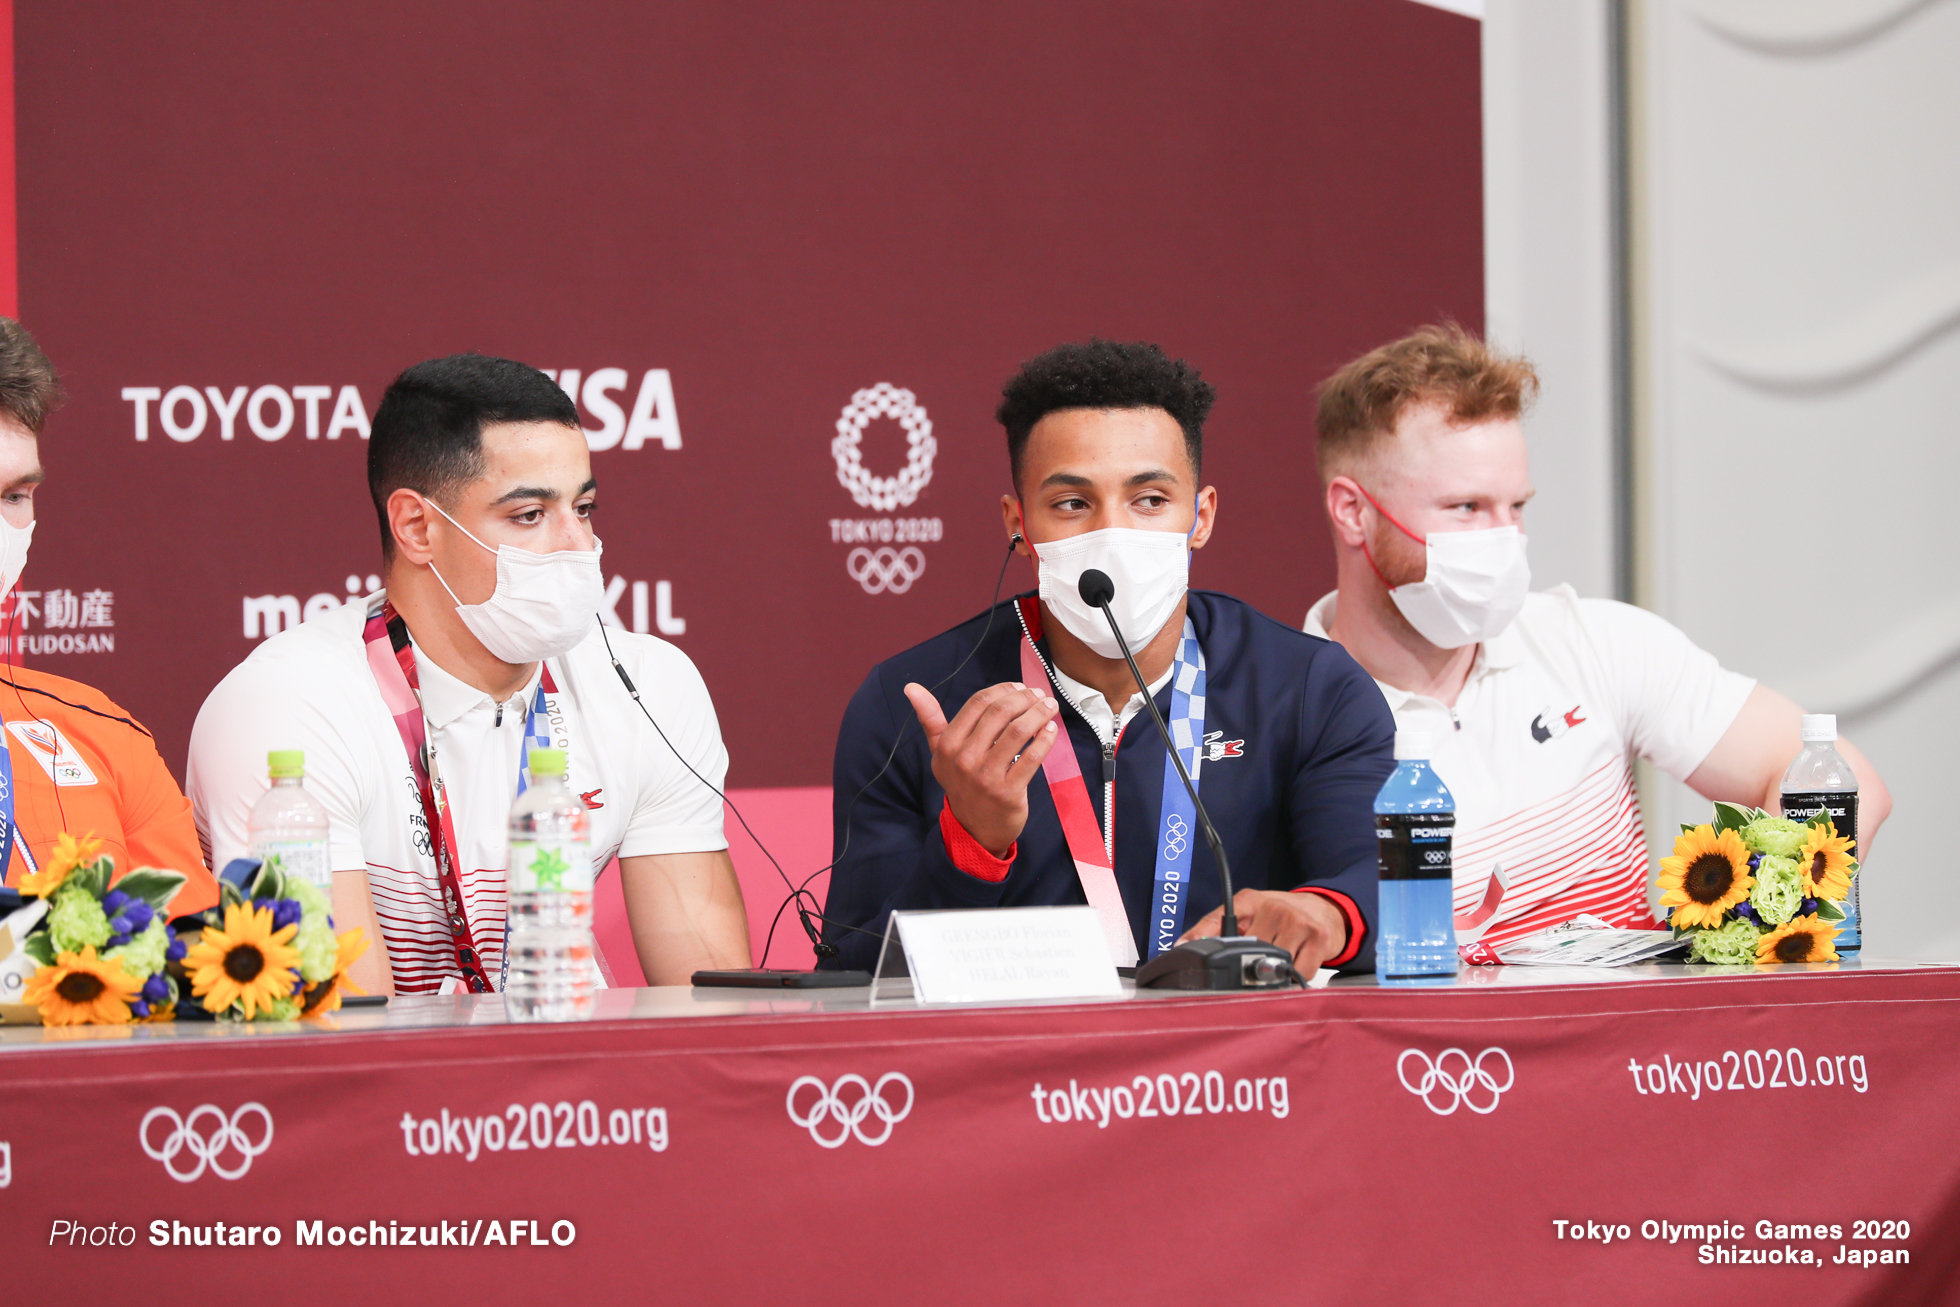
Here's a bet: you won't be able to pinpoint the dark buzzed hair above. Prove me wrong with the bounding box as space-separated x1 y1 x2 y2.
0 317 65 435
996 339 1215 489
367 354 579 558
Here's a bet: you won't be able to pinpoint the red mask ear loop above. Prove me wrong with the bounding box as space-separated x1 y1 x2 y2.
1352 484 1425 591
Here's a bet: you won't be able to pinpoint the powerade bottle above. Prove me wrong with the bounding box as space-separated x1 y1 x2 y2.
1781 714 1860 952
247 750 331 888
505 747 595 1021
1375 730 1458 981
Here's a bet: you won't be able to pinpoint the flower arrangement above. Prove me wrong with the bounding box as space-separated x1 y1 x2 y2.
0 833 368 1025
1657 802 1856 965
179 855 369 1021
5 833 189 1025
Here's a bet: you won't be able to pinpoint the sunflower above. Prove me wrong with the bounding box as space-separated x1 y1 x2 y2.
23 946 143 1025
1657 825 1755 928
17 830 103 897
1795 822 1856 901
301 928 371 1018
1756 914 1840 964
185 903 302 1018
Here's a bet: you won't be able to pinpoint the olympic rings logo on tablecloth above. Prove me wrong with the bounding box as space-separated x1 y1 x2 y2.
1397 1048 1514 1116
846 546 926 595
1162 813 1188 860
786 1073 915 1148
832 383 936 512
140 1103 275 1181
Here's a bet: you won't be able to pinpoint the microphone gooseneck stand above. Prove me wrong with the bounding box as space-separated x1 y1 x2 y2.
1072 569 1298 991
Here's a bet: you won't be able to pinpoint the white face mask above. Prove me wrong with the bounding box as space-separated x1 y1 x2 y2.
424 500 605 664
0 517 31 603
1385 524 1531 649
1033 526 1190 659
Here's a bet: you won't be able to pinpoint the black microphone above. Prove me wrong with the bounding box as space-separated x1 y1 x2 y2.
1076 569 1296 991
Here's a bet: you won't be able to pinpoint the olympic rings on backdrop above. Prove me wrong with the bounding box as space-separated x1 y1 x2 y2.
1397 1048 1514 1116
140 1103 275 1181
846 546 927 595
785 1073 915 1147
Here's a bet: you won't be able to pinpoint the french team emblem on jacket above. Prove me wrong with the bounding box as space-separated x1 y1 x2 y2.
1202 730 1244 762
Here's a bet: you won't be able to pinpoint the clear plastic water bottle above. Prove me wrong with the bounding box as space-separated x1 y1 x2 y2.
1376 730 1458 982
1781 714 1860 952
247 750 331 889
505 747 594 1020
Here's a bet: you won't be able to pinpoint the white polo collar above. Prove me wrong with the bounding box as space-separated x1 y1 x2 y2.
1304 589 1523 709
409 638 543 732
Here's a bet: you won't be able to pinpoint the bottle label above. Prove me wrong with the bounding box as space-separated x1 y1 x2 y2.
1376 813 1454 881
252 840 330 889
509 839 594 893
1780 792 1858 853
1782 792 1860 943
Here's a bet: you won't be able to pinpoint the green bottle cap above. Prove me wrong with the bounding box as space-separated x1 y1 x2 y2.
529 747 566 778
268 749 305 779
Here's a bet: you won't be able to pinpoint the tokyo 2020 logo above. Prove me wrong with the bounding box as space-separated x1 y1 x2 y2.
832 384 935 512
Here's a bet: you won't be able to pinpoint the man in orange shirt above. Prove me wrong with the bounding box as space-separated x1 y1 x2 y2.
0 317 215 912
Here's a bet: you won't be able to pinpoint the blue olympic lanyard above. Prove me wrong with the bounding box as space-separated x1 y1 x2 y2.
496 675 556 991
0 738 39 887
1149 619 1206 957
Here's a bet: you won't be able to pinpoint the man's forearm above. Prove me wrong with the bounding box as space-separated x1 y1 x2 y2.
619 850 752 984
332 867 395 996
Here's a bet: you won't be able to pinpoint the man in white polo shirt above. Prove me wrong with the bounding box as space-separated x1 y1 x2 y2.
1306 326 1891 947
188 354 750 993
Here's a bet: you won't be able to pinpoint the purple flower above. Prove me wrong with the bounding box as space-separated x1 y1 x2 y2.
105 898 154 940
131 999 151 1018
166 934 187 963
257 898 304 933
1734 900 1759 924
290 974 306 996
1801 898 1819 916
142 973 171 1004
102 889 131 914
108 932 132 948
1747 854 1762 870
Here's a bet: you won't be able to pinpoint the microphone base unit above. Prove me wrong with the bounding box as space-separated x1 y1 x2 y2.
1133 936 1301 991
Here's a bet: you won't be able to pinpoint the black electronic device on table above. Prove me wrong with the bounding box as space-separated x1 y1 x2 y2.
341 994 389 1008
1072 569 1299 992
692 969 873 989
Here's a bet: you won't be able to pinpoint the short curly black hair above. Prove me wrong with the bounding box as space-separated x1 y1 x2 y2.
996 339 1215 489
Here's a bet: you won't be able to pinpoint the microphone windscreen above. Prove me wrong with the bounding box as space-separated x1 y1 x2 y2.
1078 569 1116 608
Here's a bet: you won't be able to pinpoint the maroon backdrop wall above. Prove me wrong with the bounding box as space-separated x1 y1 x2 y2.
10 0 1481 790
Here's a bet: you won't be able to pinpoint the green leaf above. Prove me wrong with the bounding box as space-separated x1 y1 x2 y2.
1680 823 1698 835
70 857 113 899
1816 898 1846 922
114 869 188 913
219 878 245 911
1711 802 1756 834
250 858 293 903
1804 808 1835 831
22 931 54 966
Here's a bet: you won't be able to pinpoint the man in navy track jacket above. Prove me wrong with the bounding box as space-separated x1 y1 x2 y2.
822 340 1394 974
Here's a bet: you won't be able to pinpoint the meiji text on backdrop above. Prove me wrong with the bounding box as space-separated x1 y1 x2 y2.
823 339 1395 975
187 355 749 995
1304 325 1890 948
0 317 215 910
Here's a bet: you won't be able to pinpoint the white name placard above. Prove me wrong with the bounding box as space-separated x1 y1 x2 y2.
887 907 1123 1005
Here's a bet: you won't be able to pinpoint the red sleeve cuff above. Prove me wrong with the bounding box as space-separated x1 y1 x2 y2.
1293 886 1365 968
940 798 1016 883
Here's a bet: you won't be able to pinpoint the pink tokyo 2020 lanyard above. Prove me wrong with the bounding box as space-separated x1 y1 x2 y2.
363 597 557 993
1014 597 1141 968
